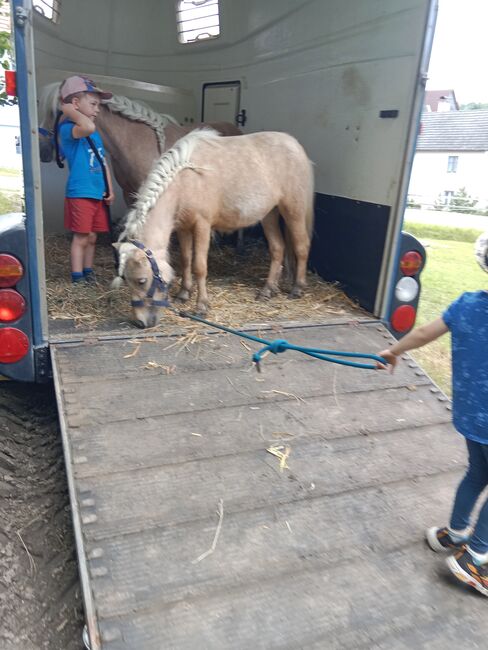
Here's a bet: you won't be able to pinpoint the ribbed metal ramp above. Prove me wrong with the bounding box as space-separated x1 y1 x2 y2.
51 321 485 650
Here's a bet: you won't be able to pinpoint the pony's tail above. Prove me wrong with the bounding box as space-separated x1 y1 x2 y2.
284 158 315 282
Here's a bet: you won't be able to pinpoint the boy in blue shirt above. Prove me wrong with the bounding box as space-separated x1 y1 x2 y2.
58 76 115 283
378 231 488 597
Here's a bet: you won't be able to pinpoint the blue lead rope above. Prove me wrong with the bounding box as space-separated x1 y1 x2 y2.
178 311 387 371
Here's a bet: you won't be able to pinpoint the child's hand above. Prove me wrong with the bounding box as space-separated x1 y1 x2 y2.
60 103 79 118
376 349 398 373
104 191 115 205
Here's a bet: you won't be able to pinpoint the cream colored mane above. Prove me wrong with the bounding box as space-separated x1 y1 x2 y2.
120 128 221 241
105 94 179 151
38 82 179 150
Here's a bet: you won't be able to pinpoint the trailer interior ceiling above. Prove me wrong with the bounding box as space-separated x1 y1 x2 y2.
34 0 432 315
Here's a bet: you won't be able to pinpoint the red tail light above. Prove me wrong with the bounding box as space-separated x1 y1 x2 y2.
0 254 24 288
0 327 30 363
391 305 416 333
0 289 26 322
400 251 423 277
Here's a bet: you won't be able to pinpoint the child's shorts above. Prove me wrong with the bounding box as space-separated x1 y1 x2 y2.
64 198 109 233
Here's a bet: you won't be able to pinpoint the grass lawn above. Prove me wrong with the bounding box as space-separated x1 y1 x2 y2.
0 167 21 177
0 191 23 213
406 230 487 395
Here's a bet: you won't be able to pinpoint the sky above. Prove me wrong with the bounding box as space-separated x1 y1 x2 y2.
426 0 488 104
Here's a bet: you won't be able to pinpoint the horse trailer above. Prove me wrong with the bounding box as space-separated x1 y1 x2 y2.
3 2 471 650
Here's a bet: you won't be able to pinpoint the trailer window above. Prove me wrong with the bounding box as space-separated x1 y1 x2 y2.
176 0 220 44
33 0 61 24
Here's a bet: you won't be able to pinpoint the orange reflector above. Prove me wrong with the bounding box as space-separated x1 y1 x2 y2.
0 289 26 322
391 305 416 333
400 250 423 276
0 254 24 288
5 70 17 97
0 327 30 363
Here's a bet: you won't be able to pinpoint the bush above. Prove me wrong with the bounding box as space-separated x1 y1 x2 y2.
406 198 421 209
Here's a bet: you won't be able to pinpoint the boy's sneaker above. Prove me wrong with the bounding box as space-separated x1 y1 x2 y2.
83 271 97 285
446 546 488 597
425 526 469 552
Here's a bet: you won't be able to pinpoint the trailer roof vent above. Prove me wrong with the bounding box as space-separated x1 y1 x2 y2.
176 0 220 44
33 0 61 24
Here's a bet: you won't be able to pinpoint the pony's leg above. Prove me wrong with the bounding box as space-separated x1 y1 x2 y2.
280 209 311 298
193 220 212 314
176 229 193 302
257 208 285 300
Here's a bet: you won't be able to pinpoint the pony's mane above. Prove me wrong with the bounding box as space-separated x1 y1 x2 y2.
105 94 179 151
37 81 179 150
120 128 221 240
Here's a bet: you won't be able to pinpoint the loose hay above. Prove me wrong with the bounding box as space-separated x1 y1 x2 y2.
44 233 365 333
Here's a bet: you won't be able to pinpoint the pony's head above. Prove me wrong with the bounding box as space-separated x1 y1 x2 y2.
113 241 174 328
37 82 61 162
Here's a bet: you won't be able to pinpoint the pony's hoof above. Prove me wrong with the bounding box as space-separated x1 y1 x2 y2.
195 303 208 316
288 286 304 299
176 289 191 302
257 286 278 301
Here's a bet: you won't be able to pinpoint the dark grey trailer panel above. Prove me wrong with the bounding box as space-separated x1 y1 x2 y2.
51 322 485 649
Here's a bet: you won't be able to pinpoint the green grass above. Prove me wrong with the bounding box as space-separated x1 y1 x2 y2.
404 221 484 243
408 237 487 395
0 191 23 213
0 167 21 177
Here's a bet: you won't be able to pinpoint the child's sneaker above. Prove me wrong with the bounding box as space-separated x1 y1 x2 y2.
446 546 488 597
425 526 469 552
83 270 97 285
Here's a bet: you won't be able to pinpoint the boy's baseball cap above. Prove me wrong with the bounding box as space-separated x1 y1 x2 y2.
59 75 112 101
475 231 488 273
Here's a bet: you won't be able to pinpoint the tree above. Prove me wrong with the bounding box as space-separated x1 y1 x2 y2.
459 102 488 111
447 187 478 214
0 0 16 107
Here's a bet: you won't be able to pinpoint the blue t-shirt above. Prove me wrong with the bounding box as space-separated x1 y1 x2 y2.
442 291 488 443
58 121 106 199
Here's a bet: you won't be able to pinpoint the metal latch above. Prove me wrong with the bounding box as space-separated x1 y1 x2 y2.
15 6 29 28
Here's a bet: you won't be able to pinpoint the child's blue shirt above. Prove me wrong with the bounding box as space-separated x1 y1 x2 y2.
443 291 488 443
58 121 106 199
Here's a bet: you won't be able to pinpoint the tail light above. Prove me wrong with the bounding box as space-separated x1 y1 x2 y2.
0 327 30 364
0 254 24 287
400 250 423 277
0 289 27 322
389 235 426 337
391 305 416 333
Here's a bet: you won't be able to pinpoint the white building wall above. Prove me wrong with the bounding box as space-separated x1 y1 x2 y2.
408 150 488 208
0 105 22 170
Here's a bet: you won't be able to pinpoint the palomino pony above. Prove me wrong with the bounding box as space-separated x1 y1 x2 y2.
114 129 315 328
37 82 241 207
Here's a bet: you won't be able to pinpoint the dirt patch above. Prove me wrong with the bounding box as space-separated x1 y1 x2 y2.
0 382 84 650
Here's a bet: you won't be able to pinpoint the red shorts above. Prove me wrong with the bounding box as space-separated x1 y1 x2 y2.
64 198 109 233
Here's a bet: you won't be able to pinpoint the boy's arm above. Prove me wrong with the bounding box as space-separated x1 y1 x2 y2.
377 317 449 372
104 161 115 205
60 103 95 138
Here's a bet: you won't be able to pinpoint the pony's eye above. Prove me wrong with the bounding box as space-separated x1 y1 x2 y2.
138 278 147 285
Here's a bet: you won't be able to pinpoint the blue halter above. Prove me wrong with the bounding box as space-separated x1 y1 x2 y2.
127 239 170 308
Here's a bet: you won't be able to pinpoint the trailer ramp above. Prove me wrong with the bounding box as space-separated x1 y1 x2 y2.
51 321 484 650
